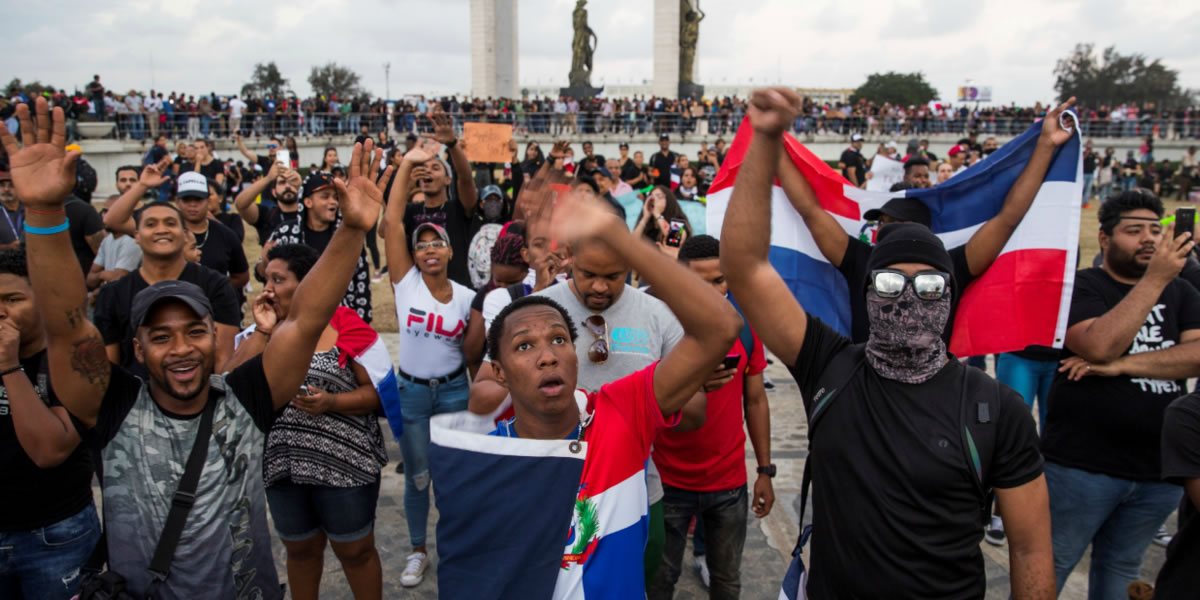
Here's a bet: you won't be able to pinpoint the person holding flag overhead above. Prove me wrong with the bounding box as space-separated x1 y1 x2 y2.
721 88 1054 599
776 98 1078 345
427 187 741 599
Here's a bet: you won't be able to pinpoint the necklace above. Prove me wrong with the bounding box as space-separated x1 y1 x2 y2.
192 221 210 249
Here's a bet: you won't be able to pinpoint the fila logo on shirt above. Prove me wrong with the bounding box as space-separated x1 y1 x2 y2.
406 308 465 341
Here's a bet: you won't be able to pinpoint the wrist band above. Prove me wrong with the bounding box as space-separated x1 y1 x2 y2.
0 365 24 377
24 219 70 235
25 206 66 216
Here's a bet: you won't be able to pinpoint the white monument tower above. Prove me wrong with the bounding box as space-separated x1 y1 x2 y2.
652 0 681 98
470 0 519 98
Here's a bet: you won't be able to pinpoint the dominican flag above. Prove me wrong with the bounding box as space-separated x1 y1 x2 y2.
706 117 1083 357
234 306 403 439
428 410 585 599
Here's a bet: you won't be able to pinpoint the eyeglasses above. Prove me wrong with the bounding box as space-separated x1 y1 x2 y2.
583 315 608 364
414 240 449 251
869 269 950 300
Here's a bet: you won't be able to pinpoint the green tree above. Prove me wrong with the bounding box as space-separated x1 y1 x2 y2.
850 72 938 106
241 62 290 99
307 62 364 100
1054 43 1192 107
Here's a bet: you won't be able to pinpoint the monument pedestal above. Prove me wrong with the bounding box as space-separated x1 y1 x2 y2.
679 82 705 100
559 85 604 100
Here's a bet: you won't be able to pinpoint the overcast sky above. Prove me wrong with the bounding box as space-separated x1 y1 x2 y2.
5 0 1198 105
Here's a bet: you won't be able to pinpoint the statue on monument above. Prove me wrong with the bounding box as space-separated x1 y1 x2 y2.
569 0 598 89
678 0 705 99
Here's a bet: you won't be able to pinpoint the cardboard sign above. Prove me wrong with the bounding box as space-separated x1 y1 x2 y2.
865 153 905 192
463 123 513 163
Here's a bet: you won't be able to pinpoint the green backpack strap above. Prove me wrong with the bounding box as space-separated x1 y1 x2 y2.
737 312 756 370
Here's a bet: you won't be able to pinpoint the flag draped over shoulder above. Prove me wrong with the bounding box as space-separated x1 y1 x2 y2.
706 117 1083 357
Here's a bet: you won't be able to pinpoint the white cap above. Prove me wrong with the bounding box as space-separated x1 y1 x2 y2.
177 171 208 198
885 141 899 151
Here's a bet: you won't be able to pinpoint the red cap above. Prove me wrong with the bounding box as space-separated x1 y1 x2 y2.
948 144 966 157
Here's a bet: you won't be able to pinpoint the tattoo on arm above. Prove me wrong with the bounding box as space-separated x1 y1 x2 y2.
64 305 88 330
70 335 111 390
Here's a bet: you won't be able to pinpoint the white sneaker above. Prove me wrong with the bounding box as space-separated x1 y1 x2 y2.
693 555 710 588
1153 525 1172 548
401 551 428 587
984 515 1006 546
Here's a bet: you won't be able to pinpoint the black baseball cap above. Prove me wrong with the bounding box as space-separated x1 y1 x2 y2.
863 198 932 228
302 172 334 199
659 133 670 141
131 280 214 330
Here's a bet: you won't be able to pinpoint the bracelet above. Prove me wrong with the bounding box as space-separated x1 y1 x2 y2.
24 219 70 235
444 139 458 149
256 327 273 337
0 365 24 377
25 206 66 216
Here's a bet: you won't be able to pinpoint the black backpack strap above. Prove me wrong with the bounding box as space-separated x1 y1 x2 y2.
144 390 219 598
957 365 998 527
506 282 528 302
792 346 867 555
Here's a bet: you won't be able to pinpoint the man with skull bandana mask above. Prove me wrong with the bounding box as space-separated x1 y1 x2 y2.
722 88 1053 599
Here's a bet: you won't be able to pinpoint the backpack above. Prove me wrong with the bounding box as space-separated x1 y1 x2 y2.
780 346 999 598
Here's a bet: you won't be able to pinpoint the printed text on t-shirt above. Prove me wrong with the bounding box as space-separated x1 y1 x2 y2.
1129 303 1180 394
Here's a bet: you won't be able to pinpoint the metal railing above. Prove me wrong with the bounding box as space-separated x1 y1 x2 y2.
83 110 1200 141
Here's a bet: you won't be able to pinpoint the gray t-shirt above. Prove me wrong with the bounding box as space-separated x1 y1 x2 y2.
535 282 684 503
93 233 142 272
85 357 282 600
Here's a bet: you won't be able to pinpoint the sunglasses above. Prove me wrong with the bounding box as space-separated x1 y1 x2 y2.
414 240 449 251
266 144 278 149
869 269 950 300
583 315 608 364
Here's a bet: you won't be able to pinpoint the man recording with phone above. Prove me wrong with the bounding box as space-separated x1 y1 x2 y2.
647 234 773 600
1043 189 1200 597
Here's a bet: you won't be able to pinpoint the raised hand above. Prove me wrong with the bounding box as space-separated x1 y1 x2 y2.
140 156 173 188
549 140 571 159
404 147 434 165
1145 221 1194 285
1040 96 1078 147
549 188 624 248
747 88 802 138
334 140 384 232
0 98 79 210
251 292 279 335
431 111 457 145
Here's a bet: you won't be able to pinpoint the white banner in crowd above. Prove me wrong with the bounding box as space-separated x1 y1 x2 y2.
865 154 905 192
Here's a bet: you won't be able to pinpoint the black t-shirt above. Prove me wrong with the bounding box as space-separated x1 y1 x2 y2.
838 236 975 344
1041 268 1200 480
255 155 274 173
0 350 94 531
1154 393 1200 599
840 148 866 184
94 262 242 379
195 220 248 279
404 198 474 287
619 158 643 184
66 196 104 273
216 212 245 243
790 315 1042 599
174 156 193 175
649 151 678 187
249 205 300 247
1083 152 1097 174
196 159 223 181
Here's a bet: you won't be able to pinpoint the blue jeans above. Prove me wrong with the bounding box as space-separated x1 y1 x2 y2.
0 503 101 600
397 371 469 547
1045 462 1181 600
1082 173 1095 204
266 479 381 543
1098 181 1113 203
648 484 748 600
995 352 1055 431
200 115 211 137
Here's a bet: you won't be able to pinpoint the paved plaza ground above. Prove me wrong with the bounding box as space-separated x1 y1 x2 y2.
249 339 1172 599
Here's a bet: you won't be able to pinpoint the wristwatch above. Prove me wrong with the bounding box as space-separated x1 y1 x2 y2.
756 464 777 478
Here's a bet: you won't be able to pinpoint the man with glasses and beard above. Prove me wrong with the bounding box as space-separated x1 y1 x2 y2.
722 88 1053 599
234 161 302 246
1041 189 1200 598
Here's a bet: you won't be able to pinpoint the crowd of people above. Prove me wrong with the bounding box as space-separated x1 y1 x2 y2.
9 75 1200 143
0 84 1198 600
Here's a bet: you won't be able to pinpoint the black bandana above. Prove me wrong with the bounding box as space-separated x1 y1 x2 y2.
865 286 950 384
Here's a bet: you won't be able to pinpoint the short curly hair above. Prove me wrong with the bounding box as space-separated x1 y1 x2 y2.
0 247 29 279
487 295 578 362
266 243 320 281
677 234 719 263
1099 188 1163 235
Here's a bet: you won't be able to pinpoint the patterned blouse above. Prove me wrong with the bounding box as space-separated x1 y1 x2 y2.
263 347 388 488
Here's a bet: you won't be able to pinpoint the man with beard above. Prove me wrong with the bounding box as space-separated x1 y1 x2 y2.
721 88 1053 599
401 112 478 287
234 161 301 246
259 172 373 323
107 171 248 293
1041 189 1200 598
1 102 382 598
